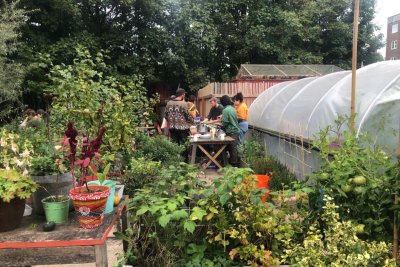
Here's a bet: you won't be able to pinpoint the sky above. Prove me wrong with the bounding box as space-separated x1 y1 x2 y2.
374 0 400 57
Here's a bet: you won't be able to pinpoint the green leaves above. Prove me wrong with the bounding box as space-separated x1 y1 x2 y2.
312 117 397 241
158 214 172 228
190 207 207 221
184 220 196 234
136 206 149 216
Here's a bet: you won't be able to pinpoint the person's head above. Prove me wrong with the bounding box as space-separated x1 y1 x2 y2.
209 97 218 108
25 108 36 117
36 109 45 118
175 88 186 100
188 95 196 103
234 92 243 105
220 95 232 107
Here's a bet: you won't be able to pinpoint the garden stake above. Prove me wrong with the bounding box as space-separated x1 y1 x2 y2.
393 128 400 263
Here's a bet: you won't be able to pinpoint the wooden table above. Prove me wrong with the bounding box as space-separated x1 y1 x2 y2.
0 196 129 267
190 136 235 169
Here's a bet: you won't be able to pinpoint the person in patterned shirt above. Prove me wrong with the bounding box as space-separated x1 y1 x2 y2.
165 88 194 145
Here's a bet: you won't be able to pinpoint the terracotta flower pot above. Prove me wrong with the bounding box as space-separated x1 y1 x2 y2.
69 185 110 229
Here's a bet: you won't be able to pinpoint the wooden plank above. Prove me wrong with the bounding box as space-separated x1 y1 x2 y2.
95 243 108 267
0 197 128 249
0 246 95 266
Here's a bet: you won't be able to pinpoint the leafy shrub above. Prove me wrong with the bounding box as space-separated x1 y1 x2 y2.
312 121 395 241
117 166 313 267
123 157 161 197
117 163 210 266
252 155 273 174
267 158 298 191
283 196 395 266
239 135 265 165
48 47 158 155
133 134 185 166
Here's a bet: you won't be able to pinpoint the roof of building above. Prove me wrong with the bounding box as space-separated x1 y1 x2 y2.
388 13 400 23
236 64 343 80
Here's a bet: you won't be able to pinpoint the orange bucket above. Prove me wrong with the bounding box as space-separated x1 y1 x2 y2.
256 174 270 202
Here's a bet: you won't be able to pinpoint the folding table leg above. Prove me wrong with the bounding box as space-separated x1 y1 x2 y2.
95 243 108 267
190 144 197 164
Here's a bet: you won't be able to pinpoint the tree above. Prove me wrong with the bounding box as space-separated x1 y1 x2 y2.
17 0 385 101
0 0 27 123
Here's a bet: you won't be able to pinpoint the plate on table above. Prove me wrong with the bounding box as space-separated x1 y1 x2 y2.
199 134 211 139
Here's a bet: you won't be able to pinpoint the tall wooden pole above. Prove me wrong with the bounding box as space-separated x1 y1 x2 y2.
350 0 360 132
394 125 400 262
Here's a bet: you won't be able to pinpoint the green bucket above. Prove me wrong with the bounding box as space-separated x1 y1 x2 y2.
41 195 70 224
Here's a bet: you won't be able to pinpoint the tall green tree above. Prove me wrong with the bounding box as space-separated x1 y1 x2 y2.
0 0 27 123
17 0 385 101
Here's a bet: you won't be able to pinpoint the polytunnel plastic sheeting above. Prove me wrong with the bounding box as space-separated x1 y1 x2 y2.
249 60 400 145
258 77 317 132
248 81 292 129
308 61 400 138
278 71 350 139
358 69 400 149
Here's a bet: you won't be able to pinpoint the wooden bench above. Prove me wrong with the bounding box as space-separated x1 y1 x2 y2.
0 196 129 267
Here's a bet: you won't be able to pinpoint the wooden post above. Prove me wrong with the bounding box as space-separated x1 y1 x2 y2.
350 0 360 132
393 128 400 262
95 243 108 267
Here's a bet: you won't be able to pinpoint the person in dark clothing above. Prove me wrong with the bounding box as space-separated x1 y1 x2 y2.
165 88 193 145
202 97 223 123
220 95 240 166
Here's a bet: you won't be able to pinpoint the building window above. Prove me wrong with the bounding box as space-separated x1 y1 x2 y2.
390 57 396 60
393 23 399 33
392 40 398 50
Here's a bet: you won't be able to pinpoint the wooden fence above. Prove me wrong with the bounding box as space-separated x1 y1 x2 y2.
197 81 285 118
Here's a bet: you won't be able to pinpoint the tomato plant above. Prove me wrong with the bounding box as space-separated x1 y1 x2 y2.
311 117 396 241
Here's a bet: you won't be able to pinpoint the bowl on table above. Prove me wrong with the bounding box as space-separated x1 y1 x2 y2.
199 133 211 139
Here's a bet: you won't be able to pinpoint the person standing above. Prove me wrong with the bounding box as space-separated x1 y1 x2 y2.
165 88 193 145
187 95 199 118
202 97 223 123
233 92 248 146
220 95 240 167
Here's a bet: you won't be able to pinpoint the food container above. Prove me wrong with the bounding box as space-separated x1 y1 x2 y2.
197 124 209 134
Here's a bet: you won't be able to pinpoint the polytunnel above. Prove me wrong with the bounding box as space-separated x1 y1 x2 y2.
248 60 400 177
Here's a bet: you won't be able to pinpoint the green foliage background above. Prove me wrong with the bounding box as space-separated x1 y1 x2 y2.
0 0 385 116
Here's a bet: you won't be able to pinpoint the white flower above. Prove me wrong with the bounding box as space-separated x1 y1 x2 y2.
16 159 23 167
20 149 30 158
54 145 62 152
11 144 17 153
22 169 29 176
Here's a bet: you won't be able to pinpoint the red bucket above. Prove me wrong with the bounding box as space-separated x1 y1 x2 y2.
256 174 270 202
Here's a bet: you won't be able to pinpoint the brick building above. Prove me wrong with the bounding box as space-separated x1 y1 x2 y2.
386 13 400 60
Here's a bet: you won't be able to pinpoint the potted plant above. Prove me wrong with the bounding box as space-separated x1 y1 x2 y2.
61 122 110 229
41 194 70 224
0 130 38 232
239 138 271 201
16 126 73 215
88 163 117 214
30 142 73 215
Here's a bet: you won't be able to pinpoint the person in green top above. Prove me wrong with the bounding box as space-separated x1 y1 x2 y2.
220 95 240 166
